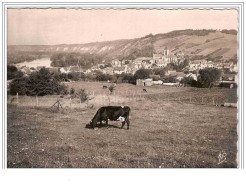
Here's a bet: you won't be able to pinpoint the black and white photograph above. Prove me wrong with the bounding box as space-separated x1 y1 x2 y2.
2 4 243 169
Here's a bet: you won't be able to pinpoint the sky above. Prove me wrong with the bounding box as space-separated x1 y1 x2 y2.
7 9 238 45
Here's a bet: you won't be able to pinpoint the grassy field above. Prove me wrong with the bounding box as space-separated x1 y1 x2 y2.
7 82 238 168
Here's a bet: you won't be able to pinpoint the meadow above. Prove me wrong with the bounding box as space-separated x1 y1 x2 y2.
7 82 238 168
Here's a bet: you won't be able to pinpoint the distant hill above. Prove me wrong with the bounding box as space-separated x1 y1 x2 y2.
8 29 238 61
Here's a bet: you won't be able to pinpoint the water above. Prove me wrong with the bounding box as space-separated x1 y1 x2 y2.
15 57 51 68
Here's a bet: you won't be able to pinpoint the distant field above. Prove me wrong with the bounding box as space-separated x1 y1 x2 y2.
7 82 238 168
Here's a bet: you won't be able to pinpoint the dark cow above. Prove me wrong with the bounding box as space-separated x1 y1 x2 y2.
143 88 147 93
85 106 130 129
103 85 108 89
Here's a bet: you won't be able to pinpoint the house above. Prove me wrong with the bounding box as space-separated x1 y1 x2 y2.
185 73 198 81
153 54 163 60
114 66 126 74
20 66 31 74
153 80 163 85
166 70 177 75
111 59 121 67
102 67 114 75
189 59 207 71
136 78 153 86
168 72 185 82
70 66 81 73
60 67 70 74
48 67 60 73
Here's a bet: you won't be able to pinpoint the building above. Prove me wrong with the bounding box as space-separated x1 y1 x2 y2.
136 78 153 86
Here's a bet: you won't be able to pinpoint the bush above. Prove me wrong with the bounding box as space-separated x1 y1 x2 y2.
70 88 75 95
180 77 198 87
96 73 112 81
133 69 152 80
108 84 116 94
9 67 68 96
197 68 221 88
9 77 29 95
7 65 24 80
162 76 177 83
77 89 89 103
153 68 165 78
68 72 79 81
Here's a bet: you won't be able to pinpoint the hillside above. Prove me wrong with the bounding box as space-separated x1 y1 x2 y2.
8 29 238 60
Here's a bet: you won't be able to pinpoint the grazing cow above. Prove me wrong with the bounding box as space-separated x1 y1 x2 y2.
103 85 108 89
143 88 147 93
85 106 130 129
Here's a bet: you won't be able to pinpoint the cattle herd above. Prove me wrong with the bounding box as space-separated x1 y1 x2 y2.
85 106 131 129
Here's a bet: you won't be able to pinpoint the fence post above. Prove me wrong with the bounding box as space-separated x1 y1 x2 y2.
202 97 204 104
114 91 116 104
36 95 38 107
189 97 191 103
16 92 19 105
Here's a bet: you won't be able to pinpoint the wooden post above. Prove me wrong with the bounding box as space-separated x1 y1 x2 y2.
114 91 116 104
202 97 204 104
16 92 19 105
189 97 191 103
36 95 38 107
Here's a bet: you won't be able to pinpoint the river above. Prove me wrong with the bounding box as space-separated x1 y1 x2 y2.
14 57 51 68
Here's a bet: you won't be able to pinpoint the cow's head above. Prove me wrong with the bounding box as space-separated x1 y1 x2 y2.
85 120 95 129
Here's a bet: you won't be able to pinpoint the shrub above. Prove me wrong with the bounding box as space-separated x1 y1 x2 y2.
9 67 68 96
197 68 221 88
9 77 29 95
70 88 75 95
133 69 152 80
108 84 116 94
77 89 88 103
180 77 198 87
7 65 24 80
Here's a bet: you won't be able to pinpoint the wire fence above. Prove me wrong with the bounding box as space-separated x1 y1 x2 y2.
7 89 237 109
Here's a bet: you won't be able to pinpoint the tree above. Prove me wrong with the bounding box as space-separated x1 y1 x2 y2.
153 68 166 78
9 67 68 96
133 69 152 80
108 84 116 94
180 77 198 87
7 65 24 80
197 68 221 88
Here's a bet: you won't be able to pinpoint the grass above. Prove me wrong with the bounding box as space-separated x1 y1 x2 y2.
7 83 238 168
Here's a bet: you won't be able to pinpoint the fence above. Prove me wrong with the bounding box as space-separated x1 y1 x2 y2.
7 90 236 109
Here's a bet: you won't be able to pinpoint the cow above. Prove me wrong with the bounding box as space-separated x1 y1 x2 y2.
143 88 147 93
85 106 130 129
103 85 108 89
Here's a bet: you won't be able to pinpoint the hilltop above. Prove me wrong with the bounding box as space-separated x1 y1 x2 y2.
8 29 238 61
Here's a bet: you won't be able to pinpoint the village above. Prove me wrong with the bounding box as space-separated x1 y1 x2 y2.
14 47 238 88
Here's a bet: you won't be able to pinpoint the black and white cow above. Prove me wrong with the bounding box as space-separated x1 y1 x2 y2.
85 106 130 129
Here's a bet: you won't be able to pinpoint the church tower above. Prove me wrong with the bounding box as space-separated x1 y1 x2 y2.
163 47 169 56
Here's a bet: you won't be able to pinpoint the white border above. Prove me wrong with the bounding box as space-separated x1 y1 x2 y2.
0 1 245 195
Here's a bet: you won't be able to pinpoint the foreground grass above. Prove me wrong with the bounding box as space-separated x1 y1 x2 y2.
7 99 237 168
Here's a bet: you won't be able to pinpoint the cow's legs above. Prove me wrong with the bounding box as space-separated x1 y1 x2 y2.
106 119 109 128
126 117 130 129
121 121 126 129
